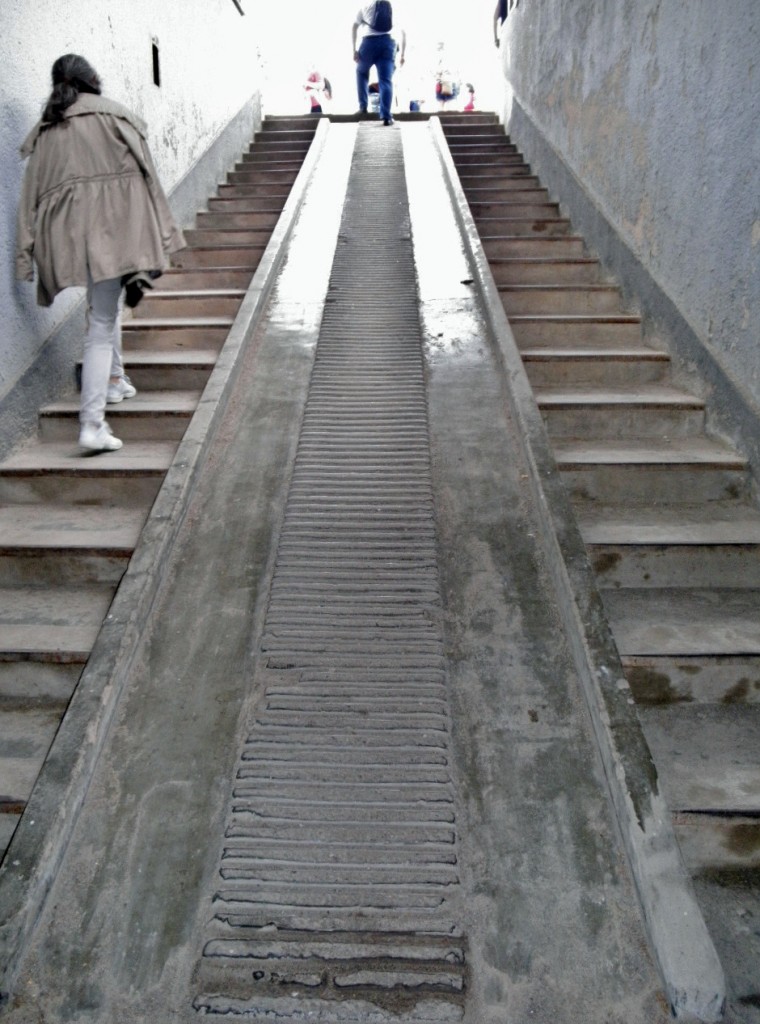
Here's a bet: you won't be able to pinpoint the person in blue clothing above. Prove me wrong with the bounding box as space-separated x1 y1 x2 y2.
494 0 508 47
352 3 406 126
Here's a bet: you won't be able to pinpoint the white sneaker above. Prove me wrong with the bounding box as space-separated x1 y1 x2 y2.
106 375 137 403
79 422 123 453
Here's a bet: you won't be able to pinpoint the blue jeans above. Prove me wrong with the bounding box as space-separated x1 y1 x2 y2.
356 34 396 120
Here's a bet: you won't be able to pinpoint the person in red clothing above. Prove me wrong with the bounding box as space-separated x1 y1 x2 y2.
304 68 332 115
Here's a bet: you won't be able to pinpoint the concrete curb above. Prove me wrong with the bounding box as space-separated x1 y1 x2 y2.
427 116 726 1022
0 117 331 1003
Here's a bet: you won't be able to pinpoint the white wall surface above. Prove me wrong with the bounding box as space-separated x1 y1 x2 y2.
501 0 760 408
0 0 264 406
257 0 502 115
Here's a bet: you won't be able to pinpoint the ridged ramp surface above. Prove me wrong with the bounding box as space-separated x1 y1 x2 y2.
196 126 466 1020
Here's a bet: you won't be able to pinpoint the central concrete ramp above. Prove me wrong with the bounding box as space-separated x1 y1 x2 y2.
2 124 670 1023
196 125 466 1017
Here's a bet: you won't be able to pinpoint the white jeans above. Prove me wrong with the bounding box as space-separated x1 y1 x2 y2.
80 276 124 427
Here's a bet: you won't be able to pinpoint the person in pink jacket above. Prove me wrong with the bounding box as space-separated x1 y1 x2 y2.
16 54 185 452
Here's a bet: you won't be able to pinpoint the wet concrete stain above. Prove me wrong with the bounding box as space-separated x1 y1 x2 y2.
592 550 622 576
726 823 760 859
625 665 693 705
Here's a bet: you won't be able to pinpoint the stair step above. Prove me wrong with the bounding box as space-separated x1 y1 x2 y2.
510 313 642 345
556 436 744 469
536 384 702 405
555 437 747 503
0 505 144 585
535 384 704 437
456 164 534 179
183 228 273 247
196 211 281 231
0 815 20 851
239 152 310 167
40 391 200 441
214 183 294 200
254 121 317 130
464 187 551 203
451 142 523 153
0 661 81 702
133 289 245 318
445 129 516 139
258 118 318 131
440 113 500 126
470 202 561 221
0 707 65 805
578 501 760 546
251 132 315 145
442 123 504 135
491 257 600 286
451 153 527 167
580 500 760 588
483 236 587 259
0 504 144 552
460 174 540 190
228 166 302 183
674 812 760 872
244 137 312 149
122 316 235 330
207 197 289 212
475 216 572 237
218 173 298 193
593 538 760 591
0 584 114 661
119 349 218 390
638 704 760 813
521 345 670 386
233 157 304 171
122 317 233 349
242 144 312 158
158 268 253 290
0 441 176 505
622 653 760 706
604 588 760 657
500 283 622 315
171 244 266 269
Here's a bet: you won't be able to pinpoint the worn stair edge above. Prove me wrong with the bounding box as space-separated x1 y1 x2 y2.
0 116 331 1002
431 116 726 1022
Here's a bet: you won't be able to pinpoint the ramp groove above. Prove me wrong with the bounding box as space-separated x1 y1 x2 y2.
196 126 466 1019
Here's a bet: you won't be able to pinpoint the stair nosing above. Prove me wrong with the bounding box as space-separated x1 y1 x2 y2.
122 316 234 328
520 346 667 360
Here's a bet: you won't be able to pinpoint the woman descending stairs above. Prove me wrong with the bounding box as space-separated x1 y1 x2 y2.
441 111 760 1014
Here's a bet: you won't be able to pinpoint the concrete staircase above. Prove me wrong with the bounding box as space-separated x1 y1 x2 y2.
0 116 318 860
442 112 760 1005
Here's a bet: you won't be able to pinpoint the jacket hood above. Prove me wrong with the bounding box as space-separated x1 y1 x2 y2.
20 94 148 158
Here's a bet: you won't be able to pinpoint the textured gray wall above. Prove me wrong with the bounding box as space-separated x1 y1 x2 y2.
500 0 760 411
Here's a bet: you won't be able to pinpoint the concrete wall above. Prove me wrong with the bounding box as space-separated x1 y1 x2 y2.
499 0 760 449
0 0 264 452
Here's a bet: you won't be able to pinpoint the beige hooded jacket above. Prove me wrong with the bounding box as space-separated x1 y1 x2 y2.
16 93 185 307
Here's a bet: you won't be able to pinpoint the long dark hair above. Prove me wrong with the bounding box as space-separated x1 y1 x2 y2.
42 54 102 125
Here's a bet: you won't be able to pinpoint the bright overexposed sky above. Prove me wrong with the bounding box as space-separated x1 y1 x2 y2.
255 0 502 114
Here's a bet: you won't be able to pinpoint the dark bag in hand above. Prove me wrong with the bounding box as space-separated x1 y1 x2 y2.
121 269 163 308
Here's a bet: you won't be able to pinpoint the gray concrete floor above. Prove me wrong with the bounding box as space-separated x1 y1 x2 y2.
2 125 671 1022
